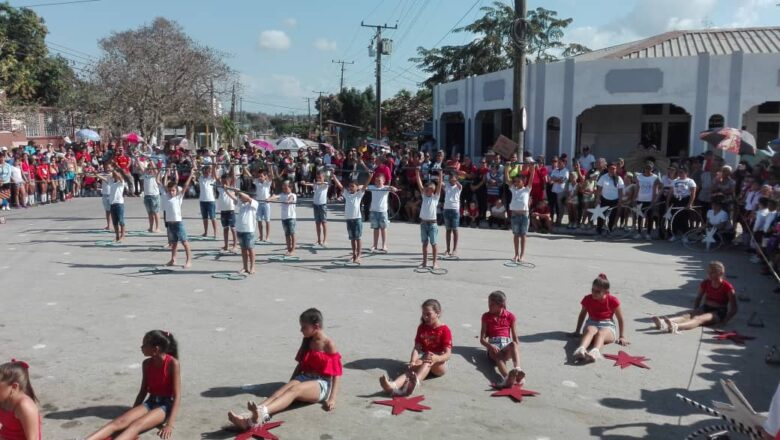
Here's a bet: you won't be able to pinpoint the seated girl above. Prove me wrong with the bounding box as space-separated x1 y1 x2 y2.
480 291 524 387
569 274 629 363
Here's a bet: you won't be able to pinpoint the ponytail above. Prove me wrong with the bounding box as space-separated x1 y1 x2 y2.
593 273 610 291
144 330 179 359
0 360 37 402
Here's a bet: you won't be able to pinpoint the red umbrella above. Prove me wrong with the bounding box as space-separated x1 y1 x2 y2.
250 139 275 152
320 143 336 154
122 132 144 144
699 128 757 156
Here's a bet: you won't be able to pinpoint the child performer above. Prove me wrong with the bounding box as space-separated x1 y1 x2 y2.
162 170 194 268
85 330 181 440
331 173 367 264
442 172 463 257
227 189 259 274
0 360 41 440
269 180 297 257
99 163 114 231
415 169 443 269
480 291 524 387
652 261 737 334
301 172 330 246
569 274 629 363
249 166 274 242
506 161 535 262
380 299 452 396
216 174 237 253
227 309 341 429
196 165 218 238
142 162 161 233
366 173 398 253
94 167 128 243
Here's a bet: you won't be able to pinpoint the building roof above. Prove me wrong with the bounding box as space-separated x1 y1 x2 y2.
575 27 780 61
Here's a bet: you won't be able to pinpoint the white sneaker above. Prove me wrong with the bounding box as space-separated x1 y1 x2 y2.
573 346 587 362
587 348 603 361
668 235 679 242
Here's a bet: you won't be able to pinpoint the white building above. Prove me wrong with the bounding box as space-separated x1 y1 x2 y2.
432 27 780 161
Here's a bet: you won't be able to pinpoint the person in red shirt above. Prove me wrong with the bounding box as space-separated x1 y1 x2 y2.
114 146 131 174
652 261 737 334
380 299 452 396
35 159 50 204
569 274 629 363
530 199 553 233
480 291 524 388
372 156 392 185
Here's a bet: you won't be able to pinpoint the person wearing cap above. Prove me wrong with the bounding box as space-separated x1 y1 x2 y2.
578 146 596 172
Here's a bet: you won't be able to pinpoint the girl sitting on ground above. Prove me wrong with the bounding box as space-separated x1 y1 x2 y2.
652 261 737 334
0 360 41 440
380 299 452 396
480 291 525 388
227 309 341 430
569 274 629 363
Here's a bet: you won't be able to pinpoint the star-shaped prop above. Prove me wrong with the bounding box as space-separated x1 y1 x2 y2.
713 330 755 345
235 421 284 440
588 205 610 222
631 205 646 219
490 384 540 402
603 351 651 369
703 227 718 250
663 208 674 221
373 395 431 415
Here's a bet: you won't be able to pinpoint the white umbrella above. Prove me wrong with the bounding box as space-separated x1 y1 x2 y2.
276 137 307 151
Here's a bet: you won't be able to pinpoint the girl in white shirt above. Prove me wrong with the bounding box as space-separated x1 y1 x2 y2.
196 166 218 239
217 174 237 253
161 172 195 268
415 169 443 269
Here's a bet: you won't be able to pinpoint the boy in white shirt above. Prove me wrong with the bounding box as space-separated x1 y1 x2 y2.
442 173 463 257
301 171 330 247
197 165 218 238
141 163 161 233
227 189 259 274
162 171 194 268
332 173 367 264
366 173 399 253
506 164 535 262
217 174 237 253
415 169 443 269
270 180 298 257
248 167 274 242
99 163 114 231
667 167 698 242
94 167 128 243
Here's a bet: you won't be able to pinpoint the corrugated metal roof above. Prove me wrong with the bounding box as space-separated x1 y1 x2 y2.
574 27 780 60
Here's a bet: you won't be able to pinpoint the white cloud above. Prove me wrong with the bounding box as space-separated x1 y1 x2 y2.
271 74 306 97
283 18 297 28
313 38 338 52
257 30 291 51
729 0 775 27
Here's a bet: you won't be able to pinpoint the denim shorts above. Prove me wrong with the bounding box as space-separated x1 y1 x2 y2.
585 319 617 339
370 211 389 229
293 374 330 403
200 201 216 219
443 209 460 229
220 210 236 229
346 218 362 240
144 395 173 415
166 221 188 244
110 203 125 227
101 194 111 211
237 231 255 250
143 195 160 214
420 221 438 245
313 204 327 223
511 213 530 236
489 336 513 351
698 304 728 323
282 218 296 236
256 201 271 221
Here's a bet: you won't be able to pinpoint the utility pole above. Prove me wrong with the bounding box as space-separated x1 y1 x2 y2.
229 83 236 122
511 0 527 156
331 59 354 91
313 91 327 141
303 97 313 135
362 21 397 141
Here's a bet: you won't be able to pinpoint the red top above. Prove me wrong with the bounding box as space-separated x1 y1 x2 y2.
481 309 516 338
533 204 550 215
20 162 31 179
145 354 174 397
581 293 620 321
36 165 49 180
115 154 130 172
295 350 343 377
700 279 734 306
414 323 453 354
0 408 41 440
372 164 392 184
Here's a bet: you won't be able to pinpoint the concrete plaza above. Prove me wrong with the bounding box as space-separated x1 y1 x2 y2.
1 197 778 439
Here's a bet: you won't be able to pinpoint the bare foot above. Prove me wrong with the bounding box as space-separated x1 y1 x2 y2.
227 411 250 431
248 401 261 425
248 269 256 275
379 375 392 393
201 233 207 237
652 316 662 330
432 264 440 270
183 261 192 269
165 260 176 266
418 263 428 269
221 246 229 251
238 269 248 274
230 246 237 253
147 228 154 233
103 226 110 230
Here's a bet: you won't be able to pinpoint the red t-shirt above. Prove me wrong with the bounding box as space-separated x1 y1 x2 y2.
36 165 49 180
581 293 620 321
481 309 516 338
115 154 130 172
700 279 734 306
373 164 392 184
144 354 174 397
414 323 453 354
532 204 550 215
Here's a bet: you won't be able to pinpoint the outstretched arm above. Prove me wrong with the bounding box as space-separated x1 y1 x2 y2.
415 169 424 192
331 172 343 191
435 170 443 196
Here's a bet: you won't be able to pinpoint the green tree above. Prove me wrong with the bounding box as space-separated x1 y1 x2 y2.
219 115 237 147
382 89 432 140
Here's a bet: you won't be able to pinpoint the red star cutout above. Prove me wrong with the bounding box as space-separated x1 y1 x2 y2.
235 421 284 440
713 330 755 345
603 351 651 369
490 384 540 402
373 395 431 415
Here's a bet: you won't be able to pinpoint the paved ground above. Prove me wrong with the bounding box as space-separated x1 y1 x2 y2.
1 197 778 440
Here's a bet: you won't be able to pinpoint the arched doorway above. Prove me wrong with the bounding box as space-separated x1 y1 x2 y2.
474 109 512 157
708 114 725 130
546 117 560 155
439 112 465 156
743 102 780 149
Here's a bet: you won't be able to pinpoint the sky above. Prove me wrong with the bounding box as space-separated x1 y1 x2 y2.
9 0 780 115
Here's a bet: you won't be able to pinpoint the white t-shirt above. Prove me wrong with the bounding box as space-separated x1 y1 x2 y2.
509 186 531 211
420 194 438 221
672 178 697 199
636 173 659 202
101 176 113 196
163 192 184 222
10 165 23 184
578 154 596 171
199 176 216 202
368 186 390 212
142 174 159 196
313 183 329 206
253 179 271 200
754 208 777 233
280 193 296 220
236 199 258 233
443 183 462 210
744 190 760 211
764 383 780 437
343 190 364 220
216 187 235 212
108 180 126 204
550 168 569 193
706 209 729 227
597 174 625 201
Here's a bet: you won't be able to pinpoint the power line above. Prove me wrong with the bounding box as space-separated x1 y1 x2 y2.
241 99 306 112
331 59 355 91
14 0 100 7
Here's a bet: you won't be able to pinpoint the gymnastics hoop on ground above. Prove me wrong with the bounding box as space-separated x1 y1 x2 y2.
139 267 174 274
211 272 248 280
682 227 725 252
502 261 536 269
268 255 301 262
